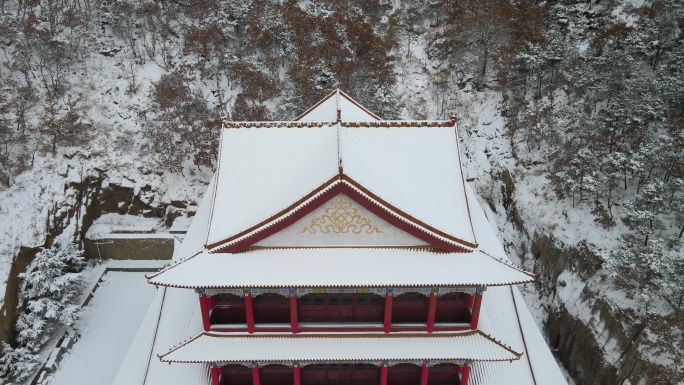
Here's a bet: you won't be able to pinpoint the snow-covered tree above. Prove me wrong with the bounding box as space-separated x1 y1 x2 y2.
0 242 85 382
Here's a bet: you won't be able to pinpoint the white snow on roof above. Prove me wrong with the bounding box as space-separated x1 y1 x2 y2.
465 184 507 260
113 287 209 385
113 284 167 385
295 90 380 122
175 175 215 260
52 272 157 385
206 125 339 246
205 122 477 252
341 125 475 245
160 332 520 363
471 286 568 385
147 248 534 289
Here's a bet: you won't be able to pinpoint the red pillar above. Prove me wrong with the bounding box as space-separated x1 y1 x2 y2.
383 294 393 333
469 291 483 330
293 364 301 385
207 295 215 310
199 294 211 332
210 364 220 385
290 295 299 334
245 293 255 334
460 363 470 385
427 292 437 333
466 293 474 308
252 365 261 385
380 364 388 385
420 364 429 385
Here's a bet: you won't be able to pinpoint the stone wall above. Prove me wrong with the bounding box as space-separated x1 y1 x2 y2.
83 237 174 260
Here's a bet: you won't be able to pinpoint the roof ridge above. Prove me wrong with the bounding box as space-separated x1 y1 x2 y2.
474 329 524 359
145 250 204 280
511 286 539 385
477 249 536 281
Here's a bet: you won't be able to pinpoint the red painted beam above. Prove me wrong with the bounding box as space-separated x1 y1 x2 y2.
211 365 220 385
245 294 255 334
380 364 388 385
470 291 483 330
200 294 210 332
420 364 429 385
427 293 437 333
460 363 470 385
211 324 471 333
252 365 261 385
290 295 299 334
383 294 393 333
293 364 301 385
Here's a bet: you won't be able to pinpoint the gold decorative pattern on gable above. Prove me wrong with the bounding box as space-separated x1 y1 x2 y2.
300 195 383 235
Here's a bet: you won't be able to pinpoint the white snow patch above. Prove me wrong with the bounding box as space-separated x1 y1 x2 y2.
48 272 157 385
86 213 161 238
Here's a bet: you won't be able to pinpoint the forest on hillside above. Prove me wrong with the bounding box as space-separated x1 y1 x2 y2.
0 0 683 383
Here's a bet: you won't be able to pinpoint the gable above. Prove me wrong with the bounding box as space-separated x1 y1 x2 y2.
253 193 429 247
294 89 381 122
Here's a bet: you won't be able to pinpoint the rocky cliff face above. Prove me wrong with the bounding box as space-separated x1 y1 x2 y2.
0 174 183 353
503 171 679 385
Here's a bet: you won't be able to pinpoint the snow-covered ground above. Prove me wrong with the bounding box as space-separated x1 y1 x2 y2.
47 272 157 385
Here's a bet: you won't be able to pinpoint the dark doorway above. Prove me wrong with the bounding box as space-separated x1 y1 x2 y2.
261 364 294 385
213 294 246 324
428 364 459 385
392 293 429 323
301 363 380 385
387 364 421 385
221 365 251 385
253 293 290 324
435 293 470 323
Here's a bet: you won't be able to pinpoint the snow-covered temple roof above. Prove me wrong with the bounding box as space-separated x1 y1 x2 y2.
116 90 567 385
159 331 521 364
147 248 534 289
206 120 477 253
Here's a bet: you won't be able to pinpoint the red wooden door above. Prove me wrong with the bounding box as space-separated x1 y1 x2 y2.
326 294 354 320
221 365 252 385
435 293 470 323
387 364 421 385
353 364 380 384
299 294 325 322
428 364 458 385
298 293 384 323
326 364 353 382
392 293 429 323
301 364 327 385
214 294 246 324
354 294 383 322
253 293 290 323
301 364 380 385
261 364 294 385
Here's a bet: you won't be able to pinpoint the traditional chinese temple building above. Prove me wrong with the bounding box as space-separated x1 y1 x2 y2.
113 90 568 385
